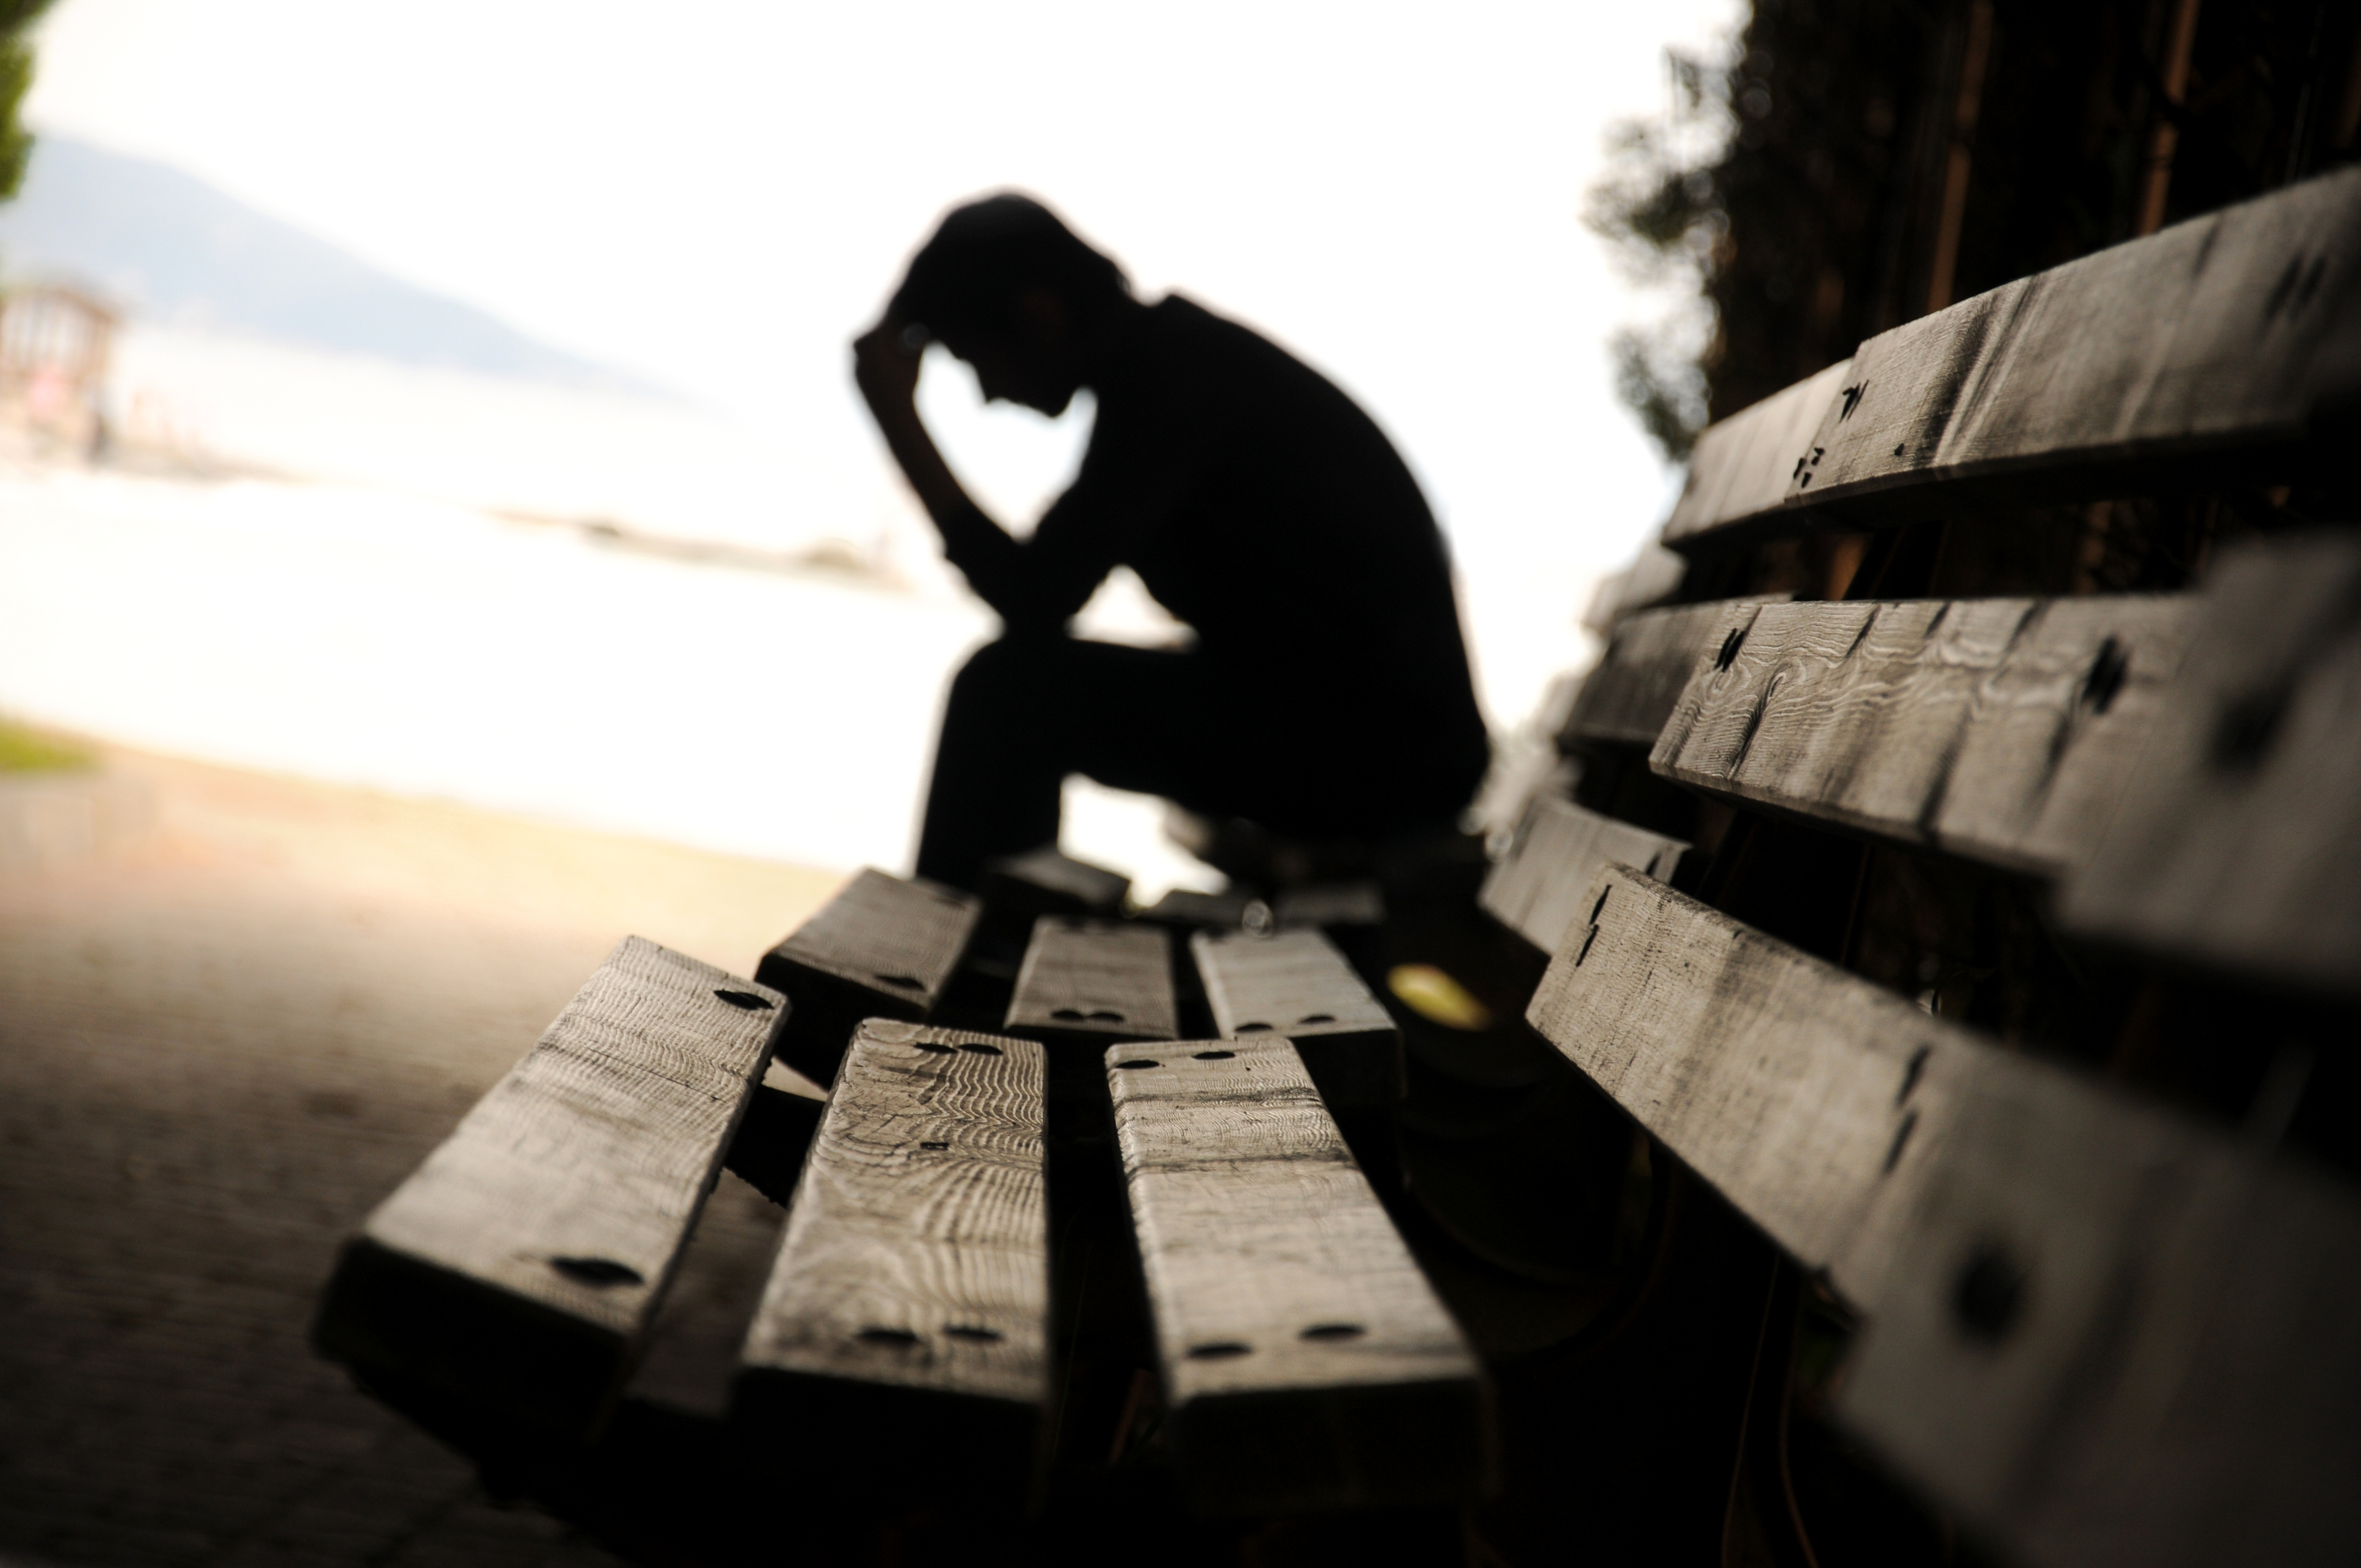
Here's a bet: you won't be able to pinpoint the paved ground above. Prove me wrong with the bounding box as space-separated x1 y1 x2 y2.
0 749 845 1568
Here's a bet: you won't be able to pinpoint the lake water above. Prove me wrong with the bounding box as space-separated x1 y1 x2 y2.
2 322 1635 897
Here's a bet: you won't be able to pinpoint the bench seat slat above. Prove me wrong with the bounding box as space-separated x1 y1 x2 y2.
1528 864 2361 1568
2059 535 2361 998
756 867 980 1084
1478 793 1690 955
1191 928 1402 1110
732 1020 1049 1492
1107 1039 1491 1514
1651 594 2200 876
313 935 785 1440
1003 916 1178 1046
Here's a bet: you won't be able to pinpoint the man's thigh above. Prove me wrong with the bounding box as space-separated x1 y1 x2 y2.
1009 639 1372 827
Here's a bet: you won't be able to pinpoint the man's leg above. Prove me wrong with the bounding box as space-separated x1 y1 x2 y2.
913 635 1482 889
912 637 1216 890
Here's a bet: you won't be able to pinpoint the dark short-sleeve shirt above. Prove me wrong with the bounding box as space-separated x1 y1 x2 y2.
937 295 1487 745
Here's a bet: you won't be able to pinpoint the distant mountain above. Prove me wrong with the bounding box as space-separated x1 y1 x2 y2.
0 134 654 391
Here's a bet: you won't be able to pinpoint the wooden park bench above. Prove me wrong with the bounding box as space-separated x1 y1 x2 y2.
314 167 2361 1565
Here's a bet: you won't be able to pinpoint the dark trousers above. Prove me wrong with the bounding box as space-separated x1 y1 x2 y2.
913 635 1489 890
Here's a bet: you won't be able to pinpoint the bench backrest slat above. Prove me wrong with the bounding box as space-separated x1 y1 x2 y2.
1661 358 1853 549
1106 1039 1490 1513
1564 598 1781 749
313 935 784 1439
733 1020 1049 1492
1652 594 2199 876
1528 864 2361 1568
1526 865 1957 1308
1190 928 1402 1110
757 868 980 1084
1479 793 1691 955
2059 534 2361 998
1787 167 2361 519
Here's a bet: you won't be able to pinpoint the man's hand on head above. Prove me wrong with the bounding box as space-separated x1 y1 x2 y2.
852 315 925 418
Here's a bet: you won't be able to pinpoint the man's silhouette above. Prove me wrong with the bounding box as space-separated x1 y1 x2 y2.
856 194 1489 891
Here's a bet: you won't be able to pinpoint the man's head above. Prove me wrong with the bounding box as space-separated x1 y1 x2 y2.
890 194 1131 415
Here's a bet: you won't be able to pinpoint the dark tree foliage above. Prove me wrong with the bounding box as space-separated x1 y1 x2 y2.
1594 0 2361 458
0 0 52 203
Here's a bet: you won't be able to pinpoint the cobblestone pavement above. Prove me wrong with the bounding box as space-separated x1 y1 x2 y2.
0 750 844 1568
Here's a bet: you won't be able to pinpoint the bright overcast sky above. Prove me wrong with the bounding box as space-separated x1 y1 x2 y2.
23 0 1740 728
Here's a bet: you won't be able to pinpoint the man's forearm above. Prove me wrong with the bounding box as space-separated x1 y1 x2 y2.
867 397 978 532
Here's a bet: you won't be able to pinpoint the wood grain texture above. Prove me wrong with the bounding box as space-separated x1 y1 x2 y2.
1651 595 2200 876
2058 534 2361 997
314 936 785 1439
1107 1039 1490 1513
1525 864 1959 1310
756 868 980 1085
1563 599 1780 750
1190 929 1403 1110
978 845 1130 917
1003 917 1178 1047
1785 167 2361 519
1530 864 2361 1568
733 1021 1048 1490
1660 358 1852 548
1477 794 1689 955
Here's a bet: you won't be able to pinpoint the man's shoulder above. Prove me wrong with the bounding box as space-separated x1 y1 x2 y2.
1145 293 1282 358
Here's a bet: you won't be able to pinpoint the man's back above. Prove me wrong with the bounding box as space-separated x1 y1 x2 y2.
1043 296 1483 732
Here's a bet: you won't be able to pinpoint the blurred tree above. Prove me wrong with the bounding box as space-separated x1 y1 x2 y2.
1584 48 1732 462
0 0 52 203
1591 0 2361 460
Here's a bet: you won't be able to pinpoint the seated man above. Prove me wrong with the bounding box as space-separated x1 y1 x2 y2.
856 194 1490 891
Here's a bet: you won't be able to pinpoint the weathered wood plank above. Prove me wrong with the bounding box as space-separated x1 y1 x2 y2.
1107 1039 1491 1513
1839 1053 2361 1568
1660 358 1852 548
755 868 981 1085
1525 864 1954 1309
1562 598 1780 749
313 937 784 1440
1477 793 1689 955
1003 916 1178 1050
1785 167 2361 520
1580 538 1693 635
732 1020 1049 1496
1528 863 2361 1568
978 844 1131 918
1190 929 1402 1111
2058 534 2361 997
1650 594 2200 876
